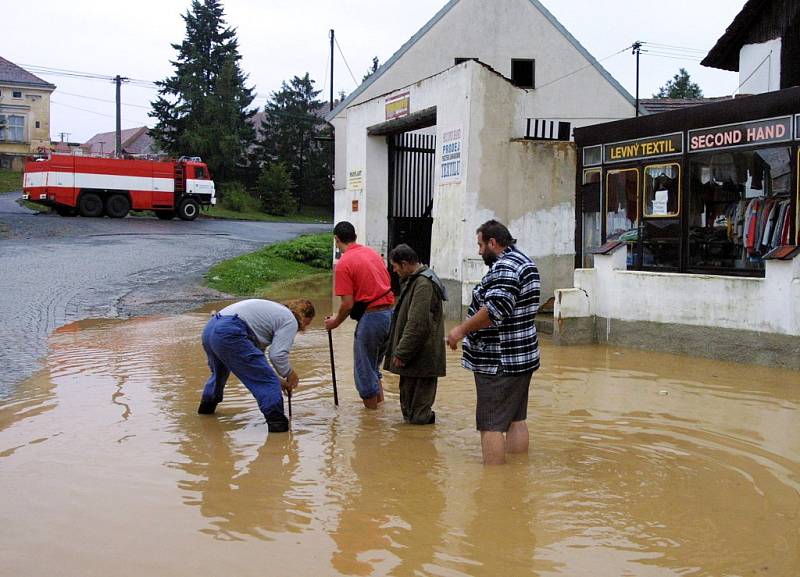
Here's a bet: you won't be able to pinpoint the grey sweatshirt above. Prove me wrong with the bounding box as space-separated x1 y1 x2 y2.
218 299 298 378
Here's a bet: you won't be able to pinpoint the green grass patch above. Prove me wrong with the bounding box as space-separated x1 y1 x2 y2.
206 233 333 295
0 170 23 193
202 203 332 223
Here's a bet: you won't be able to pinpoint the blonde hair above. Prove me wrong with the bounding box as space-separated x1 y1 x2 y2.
282 298 316 330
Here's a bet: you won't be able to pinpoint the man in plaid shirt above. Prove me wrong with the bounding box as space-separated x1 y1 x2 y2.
447 220 540 465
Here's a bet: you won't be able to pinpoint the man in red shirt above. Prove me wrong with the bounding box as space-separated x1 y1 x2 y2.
325 221 394 409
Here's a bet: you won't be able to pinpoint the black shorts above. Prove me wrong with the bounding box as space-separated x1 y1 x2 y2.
474 369 533 432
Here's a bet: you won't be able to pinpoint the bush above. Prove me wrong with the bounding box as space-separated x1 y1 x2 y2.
267 233 332 269
257 162 297 216
220 181 256 212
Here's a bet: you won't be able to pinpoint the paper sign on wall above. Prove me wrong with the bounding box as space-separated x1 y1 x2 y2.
440 126 462 184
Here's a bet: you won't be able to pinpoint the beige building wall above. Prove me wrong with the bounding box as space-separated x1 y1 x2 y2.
0 84 53 170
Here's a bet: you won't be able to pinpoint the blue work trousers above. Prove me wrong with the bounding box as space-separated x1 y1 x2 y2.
201 314 284 419
353 309 392 399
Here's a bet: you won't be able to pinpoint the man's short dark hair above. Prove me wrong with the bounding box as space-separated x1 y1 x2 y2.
476 220 516 247
389 243 420 265
333 221 357 243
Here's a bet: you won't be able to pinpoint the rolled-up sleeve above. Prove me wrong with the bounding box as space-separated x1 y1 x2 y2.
483 262 520 325
267 319 298 378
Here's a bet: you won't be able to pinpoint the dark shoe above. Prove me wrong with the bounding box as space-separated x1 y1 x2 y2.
266 413 290 433
197 399 218 415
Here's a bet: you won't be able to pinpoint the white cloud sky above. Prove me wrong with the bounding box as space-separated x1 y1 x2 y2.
4 0 746 142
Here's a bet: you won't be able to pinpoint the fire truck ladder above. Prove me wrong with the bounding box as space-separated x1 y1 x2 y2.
174 163 185 196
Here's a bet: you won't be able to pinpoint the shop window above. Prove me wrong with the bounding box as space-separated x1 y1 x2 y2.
688 147 792 272
606 168 639 266
511 59 535 89
644 164 680 217
581 169 601 267
641 163 681 269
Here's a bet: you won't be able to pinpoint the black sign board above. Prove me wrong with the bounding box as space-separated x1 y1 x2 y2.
603 132 683 164
689 115 793 152
796 114 800 140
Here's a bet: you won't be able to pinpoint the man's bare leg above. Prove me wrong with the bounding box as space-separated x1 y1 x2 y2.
480 431 506 465
377 379 385 404
362 395 379 409
506 420 529 453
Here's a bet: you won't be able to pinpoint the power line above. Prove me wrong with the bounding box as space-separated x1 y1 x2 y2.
333 36 359 86
642 42 707 54
536 44 633 91
56 90 151 109
51 99 118 118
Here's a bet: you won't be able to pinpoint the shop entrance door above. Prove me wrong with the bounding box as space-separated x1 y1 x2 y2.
387 131 436 266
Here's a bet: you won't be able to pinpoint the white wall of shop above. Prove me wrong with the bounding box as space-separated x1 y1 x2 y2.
739 39 782 95
556 247 800 336
336 61 580 306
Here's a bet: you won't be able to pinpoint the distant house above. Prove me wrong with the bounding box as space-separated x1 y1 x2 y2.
0 56 56 170
81 126 159 157
640 96 733 115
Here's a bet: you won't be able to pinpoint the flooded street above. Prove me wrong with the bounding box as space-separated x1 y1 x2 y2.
1 283 798 577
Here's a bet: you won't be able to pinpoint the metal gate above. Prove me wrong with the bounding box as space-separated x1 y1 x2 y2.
387 132 436 265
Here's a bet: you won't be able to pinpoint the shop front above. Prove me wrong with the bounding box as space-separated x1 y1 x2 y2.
575 88 798 276
556 87 800 369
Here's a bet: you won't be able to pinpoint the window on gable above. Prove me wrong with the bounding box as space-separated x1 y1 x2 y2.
455 57 477 65
511 59 535 89
12 91 22 99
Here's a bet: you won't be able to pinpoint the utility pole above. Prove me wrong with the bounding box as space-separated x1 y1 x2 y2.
58 132 70 142
329 29 335 112
114 75 128 156
632 42 642 117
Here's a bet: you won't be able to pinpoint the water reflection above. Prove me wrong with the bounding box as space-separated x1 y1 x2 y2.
0 290 798 577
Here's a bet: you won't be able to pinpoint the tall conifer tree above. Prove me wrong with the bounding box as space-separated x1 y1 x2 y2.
258 73 332 207
150 0 255 181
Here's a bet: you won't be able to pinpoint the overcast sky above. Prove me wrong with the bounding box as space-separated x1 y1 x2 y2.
5 0 746 142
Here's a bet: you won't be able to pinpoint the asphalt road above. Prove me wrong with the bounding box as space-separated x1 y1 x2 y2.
0 192 330 395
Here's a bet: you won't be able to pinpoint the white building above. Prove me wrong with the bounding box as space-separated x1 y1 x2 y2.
326 0 638 315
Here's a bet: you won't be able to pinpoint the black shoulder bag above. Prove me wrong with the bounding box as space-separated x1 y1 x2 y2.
349 288 392 321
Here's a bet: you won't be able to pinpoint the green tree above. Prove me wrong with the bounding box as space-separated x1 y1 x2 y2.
257 162 297 216
150 0 256 182
654 68 704 98
258 73 332 208
362 56 380 82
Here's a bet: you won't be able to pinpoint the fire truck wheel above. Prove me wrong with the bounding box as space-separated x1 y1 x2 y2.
177 198 199 221
105 194 131 219
155 210 175 220
78 192 104 218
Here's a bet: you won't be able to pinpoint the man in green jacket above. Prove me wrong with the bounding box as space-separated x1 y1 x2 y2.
384 244 447 424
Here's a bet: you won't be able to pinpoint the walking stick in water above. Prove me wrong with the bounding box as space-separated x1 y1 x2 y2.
287 389 292 419
328 330 339 406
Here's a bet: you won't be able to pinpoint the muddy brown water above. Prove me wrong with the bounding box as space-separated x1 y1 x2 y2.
1 283 798 576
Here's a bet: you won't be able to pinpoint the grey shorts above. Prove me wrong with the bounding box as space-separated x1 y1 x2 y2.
474 369 533 432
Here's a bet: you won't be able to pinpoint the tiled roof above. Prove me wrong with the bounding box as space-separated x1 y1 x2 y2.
0 56 56 89
82 126 157 155
640 96 734 114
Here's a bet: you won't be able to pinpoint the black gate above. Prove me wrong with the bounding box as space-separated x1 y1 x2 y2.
387 132 436 265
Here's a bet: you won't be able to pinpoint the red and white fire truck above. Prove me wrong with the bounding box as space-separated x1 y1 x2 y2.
22 155 216 220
